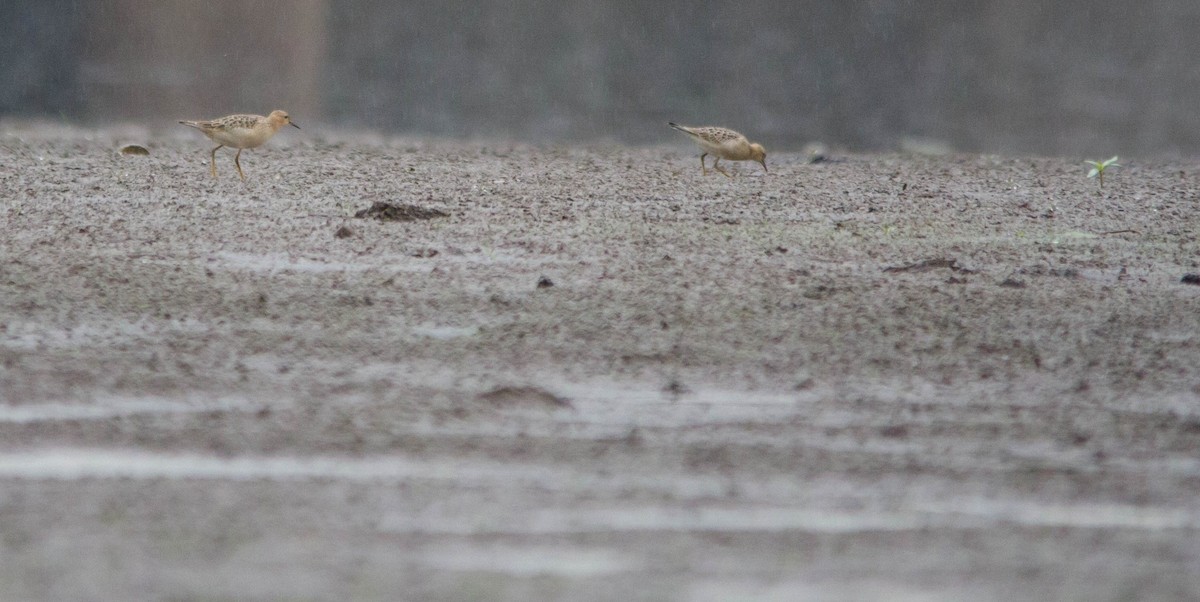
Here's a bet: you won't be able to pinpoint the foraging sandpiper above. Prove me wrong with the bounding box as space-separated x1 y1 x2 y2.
179 110 299 180
668 122 767 176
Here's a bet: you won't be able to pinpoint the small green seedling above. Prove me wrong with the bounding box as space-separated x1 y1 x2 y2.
1085 156 1120 189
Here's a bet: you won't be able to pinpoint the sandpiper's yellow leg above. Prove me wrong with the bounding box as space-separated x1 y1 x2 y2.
234 149 246 181
713 157 731 178
209 145 222 178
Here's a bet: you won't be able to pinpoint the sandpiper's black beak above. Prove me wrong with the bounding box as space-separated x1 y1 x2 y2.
760 160 768 173
290 121 301 129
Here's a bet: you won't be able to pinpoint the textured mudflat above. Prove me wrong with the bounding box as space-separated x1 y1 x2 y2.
2 122 1199 601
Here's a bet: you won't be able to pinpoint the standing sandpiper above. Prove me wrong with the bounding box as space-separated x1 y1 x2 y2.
179 110 299 180
668 122 767 176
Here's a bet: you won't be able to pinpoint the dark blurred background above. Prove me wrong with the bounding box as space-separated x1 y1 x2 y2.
4 0 1200 156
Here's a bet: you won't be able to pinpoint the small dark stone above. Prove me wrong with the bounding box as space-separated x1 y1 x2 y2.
663 379 690 397
883 257 975 274
334 225 354 238
1181 273 1200 285
998 278 1026 288
536 276 554 288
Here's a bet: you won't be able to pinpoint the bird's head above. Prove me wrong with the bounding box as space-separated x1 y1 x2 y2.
268 110 301 129
749 143 767 172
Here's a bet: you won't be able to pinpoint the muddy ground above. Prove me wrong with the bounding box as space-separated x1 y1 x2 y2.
2 122 1199 601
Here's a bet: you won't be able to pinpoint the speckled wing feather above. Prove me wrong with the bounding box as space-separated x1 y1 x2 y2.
686 126 746 145
195 114 262 133
668 123 747 146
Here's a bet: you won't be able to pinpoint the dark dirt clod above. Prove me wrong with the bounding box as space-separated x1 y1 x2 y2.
354 201 449 221
536 276 554 288
1016 265 1080 279
1182 273 1200 285
478 385 572 409
883 257 975 274
334 225 354 238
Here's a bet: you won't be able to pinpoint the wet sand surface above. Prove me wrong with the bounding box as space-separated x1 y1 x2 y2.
2 123 1200 600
